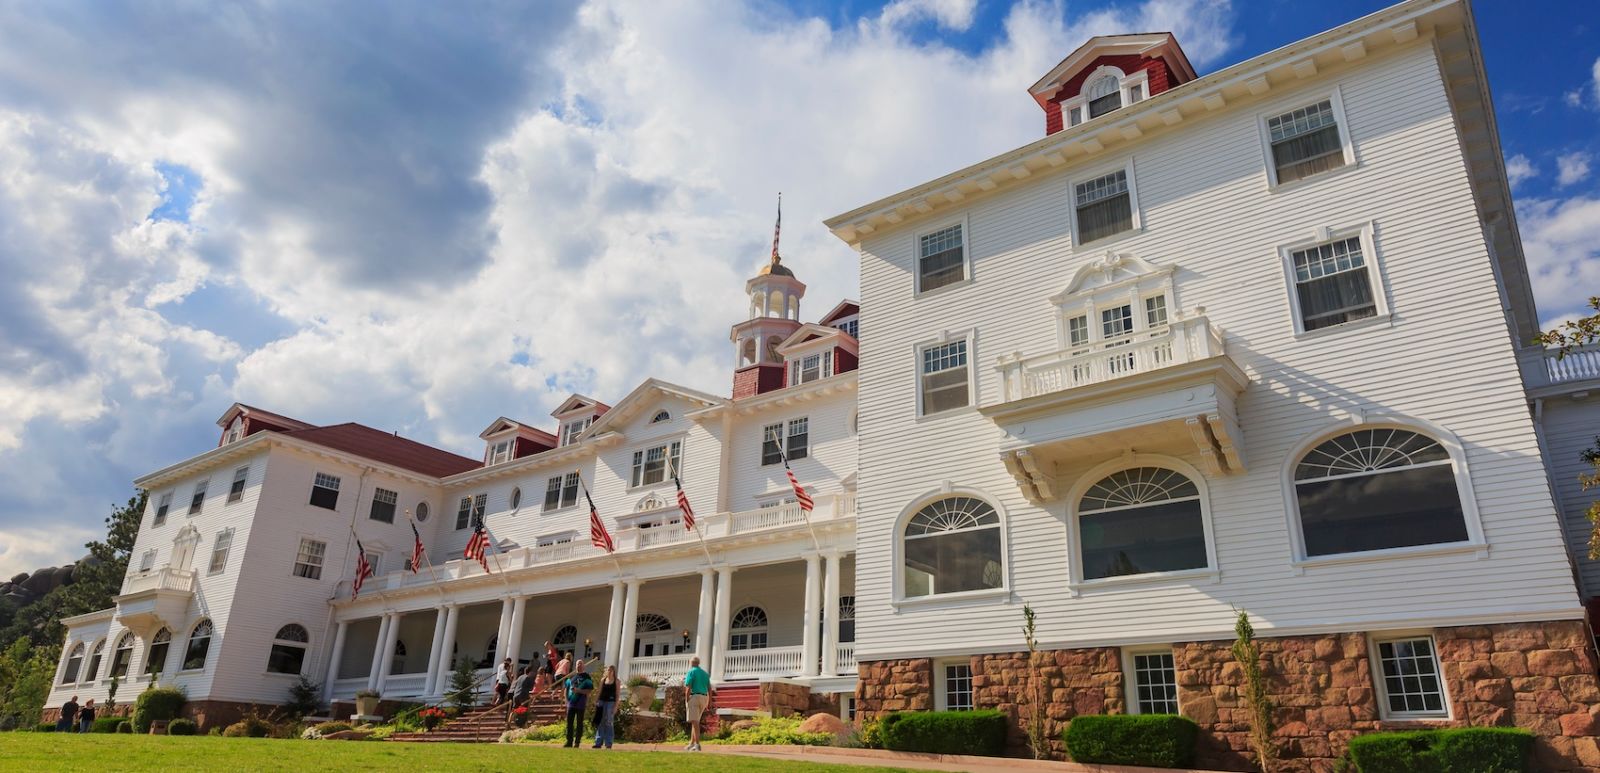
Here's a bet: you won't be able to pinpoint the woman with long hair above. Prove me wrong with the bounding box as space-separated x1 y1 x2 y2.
591 664 620 749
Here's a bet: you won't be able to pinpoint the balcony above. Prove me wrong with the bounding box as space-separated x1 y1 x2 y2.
984 314 1248 501
1521 344 1600 396
115 567 195 637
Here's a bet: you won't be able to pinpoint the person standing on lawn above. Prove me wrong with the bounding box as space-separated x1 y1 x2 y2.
57 696 79 732
591 664 619 749
563 659 594 747
683 656 711 752
77 699 95 733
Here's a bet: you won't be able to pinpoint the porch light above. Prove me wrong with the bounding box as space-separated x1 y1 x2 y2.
681 630 691 648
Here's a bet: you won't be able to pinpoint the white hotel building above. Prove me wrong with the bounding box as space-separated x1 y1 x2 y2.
45 0 1600 768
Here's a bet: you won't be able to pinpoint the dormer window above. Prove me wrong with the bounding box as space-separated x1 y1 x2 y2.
1086 74 1121 118
1060 66 1150 129
560 417 592 447
789 351 833 386
486 439 512 465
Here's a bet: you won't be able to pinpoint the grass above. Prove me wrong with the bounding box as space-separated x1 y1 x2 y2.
0 733 915 772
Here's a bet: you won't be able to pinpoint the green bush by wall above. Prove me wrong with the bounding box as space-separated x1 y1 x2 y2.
115 720 132 733
1064 714 1199 768
1345 727 1533 773
879 710 1008 756
90 716 124 733
166 718 197 736
131 687 186 733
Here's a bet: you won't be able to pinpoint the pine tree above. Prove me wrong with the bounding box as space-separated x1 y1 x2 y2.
447 657 477 711
1231 611 1276 772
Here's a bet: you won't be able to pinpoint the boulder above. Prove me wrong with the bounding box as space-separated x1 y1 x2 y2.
798 712 850 741
10 572 27 584
21 568 54 593
53 565 76 585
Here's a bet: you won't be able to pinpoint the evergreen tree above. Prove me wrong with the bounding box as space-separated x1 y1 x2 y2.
447 657 477 711
0 638 54 728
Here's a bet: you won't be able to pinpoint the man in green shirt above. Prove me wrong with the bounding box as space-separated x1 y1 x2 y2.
564 659 594 748
683 656 711 751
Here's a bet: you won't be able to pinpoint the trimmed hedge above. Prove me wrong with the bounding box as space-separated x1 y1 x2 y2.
167 718 198 736
1345 727 1534 773
880 710 1008 757
1065 714 1198 768
115 720 133 733
132 687 186 733
91 716 125 734
33 722 56 732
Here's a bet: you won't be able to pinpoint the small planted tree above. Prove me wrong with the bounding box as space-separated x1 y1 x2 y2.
285 675 321 719
106 675 119 712
1231 611 1276 773
446 657 477 712
1020 604 1048 759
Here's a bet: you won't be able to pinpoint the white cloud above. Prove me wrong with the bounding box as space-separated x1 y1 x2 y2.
1557 151 1592 187
1518 195 1600 329
1505 153 1537 188
875 0 980 32
0 525 101 576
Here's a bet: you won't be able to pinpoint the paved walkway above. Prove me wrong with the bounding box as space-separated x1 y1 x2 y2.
636 743 1230 772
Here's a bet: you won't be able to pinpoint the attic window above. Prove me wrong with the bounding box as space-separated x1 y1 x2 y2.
487 439 512 465
1087 74 1121 118
560 417 592 447
790 351 833 386
650 410 671 424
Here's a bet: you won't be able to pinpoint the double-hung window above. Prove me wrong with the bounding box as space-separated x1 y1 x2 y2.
227 467 249 503
208 529 233 574
455 493 487 530
1266 98 1348 185
917 223 966 293
761 419 809 465
292 538 325 580
631 442 683 488
920 340 970 415
789 351 833 386
309 473 340 510
153 492 171 527
188 479 208 514
1074 169 1134 244
560 417 592 447
139 549 157 572
369 487 398 523
543 472 580 511
1086 74 1122 118
486 439 512 465
1145 295 1168 328
1373 635 1448 718
1288 235 1378 332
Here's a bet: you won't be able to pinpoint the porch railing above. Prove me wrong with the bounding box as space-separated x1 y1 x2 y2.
121 567 195 595
638 526 691 549
995 314 1224 403
382 673 428 697
627 653 694 685
835 644 857 675
1545 346 1600 385
329 677 368 700
722 645 805 681
728 502 809 534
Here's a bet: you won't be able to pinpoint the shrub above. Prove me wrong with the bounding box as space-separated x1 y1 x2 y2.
91 716 125 733
626 675 657 688
33 722 55 732
506 722 567 743
167 718 198 736
115 720 133 733
1064 714 1199 768
879 710 1008 757
365 725 395 741
1345 727 1534 773
132 687 186 733
708 716 832 746
301 721 353 739
284 676 321 719
222 716 272 738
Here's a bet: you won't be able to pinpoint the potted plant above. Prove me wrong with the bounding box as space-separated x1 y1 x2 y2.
626 675 658 708
511 705 531 728
419 706 447 732
354 689 381 717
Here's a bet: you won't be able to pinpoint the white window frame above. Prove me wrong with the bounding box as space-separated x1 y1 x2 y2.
1068 156 1142 247
291 537 326 580
1257 86 1357 189
1279 415 1486 570
650 410 671 424
788 350 834 386
1122 645 1181 715
208 528 234 575
139 549 157 572
153 492 172 527
309 472 341 510
629 439 684 489
544 472 580 512
891 486 1011 608
456 492 486 530
934 658 975 711
369 486 399 523
486 437 513 465
1060 66 1150 127
1278 221 1391 337
1369 631 1452 720
560 417 593 447
760 418 809 466
227 466 249 504
912 214 973 297
1065 455 1219 593
914 330 977 419
188 479 209 515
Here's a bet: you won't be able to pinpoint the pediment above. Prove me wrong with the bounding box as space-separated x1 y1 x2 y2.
1051 252 1174 304
551 394 607 418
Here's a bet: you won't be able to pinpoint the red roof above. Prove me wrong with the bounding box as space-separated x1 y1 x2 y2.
282 423 481 478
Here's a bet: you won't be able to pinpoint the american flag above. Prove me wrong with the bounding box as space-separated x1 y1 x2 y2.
352 539 375 598
784 459 815 512
585 486 615 553
409 521 425 574
464 524 491 573
769 193 781 262
673 473 696 531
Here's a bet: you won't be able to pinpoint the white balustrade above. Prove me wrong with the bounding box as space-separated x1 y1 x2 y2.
835 644 857 675
122 567 194 595
638 526 690 549
721 645 805 681
627 653 694 685
382 673 428 697
997 314 1225 402
1546 346 1600 385
330 677 368 700
729 503 809 534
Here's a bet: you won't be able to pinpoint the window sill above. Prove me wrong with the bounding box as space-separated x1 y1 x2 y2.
891 587 1010 611
1291 541 1486 573
1069 567 1219 596
263 671 303 679
914 277 974 300
176 668 205 675
1292 311 1395 341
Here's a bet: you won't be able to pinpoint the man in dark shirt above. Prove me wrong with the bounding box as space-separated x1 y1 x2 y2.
563 660 594 748
506 665 534 726
58 696 79 732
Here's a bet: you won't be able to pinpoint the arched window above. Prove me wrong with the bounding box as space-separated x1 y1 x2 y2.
393 639 407 674
740 338 757 367
110 632 135 678
1087 73 1122 118
1293 428 1469 557
765 335 782 362
902 496 1004 598
267 624 309 675
182 619 213 671
510 487 522 510
415 501 430 523
651 410 671 424
637 613 671 633
61 642 85 684
552 625 578 650
1077 467 1208 580
729 606 768 650
84 639 105 683
145 628 172 675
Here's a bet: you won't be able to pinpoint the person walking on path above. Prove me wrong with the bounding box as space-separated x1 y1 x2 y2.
77 699 95 733
563 659 594 748
591 664 619 749
507 665 534 726
57 696 79 732
683 656 711 752
493 657 514 707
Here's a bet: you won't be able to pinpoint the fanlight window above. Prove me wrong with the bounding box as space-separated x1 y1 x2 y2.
637 613 672 633
552 625 578 649
902 496 1004 598
183 619 214 670
1086 74 1122 118
1293 428 1467 557
730 606 769 651
1077 467 1207 581
61 643 85 684
85 640 105 683
267 624 309 675
145 628 172 675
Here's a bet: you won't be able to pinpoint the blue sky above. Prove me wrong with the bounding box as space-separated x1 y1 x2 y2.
0 0 1596 576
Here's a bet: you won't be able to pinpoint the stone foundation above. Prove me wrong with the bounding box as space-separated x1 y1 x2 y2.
855 620 1600 771
759 681 812 717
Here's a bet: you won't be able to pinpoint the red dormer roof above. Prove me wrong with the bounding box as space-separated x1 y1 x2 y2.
1028 33 1197 136
818 300 860 328
281 423 481 478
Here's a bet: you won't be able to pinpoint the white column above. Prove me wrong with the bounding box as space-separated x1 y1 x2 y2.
374 612 402 693
366 614 392 692
492 599 512 666
800 552 822 677
323 621 349 701
615 579 641 679
711 566 733 682
695 568 715 665
422 606 449 696
603 580 626 667
433 605 461 699
505 596 528 667
822 551 841 676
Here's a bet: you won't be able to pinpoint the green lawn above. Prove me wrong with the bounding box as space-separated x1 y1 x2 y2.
0 733 912 772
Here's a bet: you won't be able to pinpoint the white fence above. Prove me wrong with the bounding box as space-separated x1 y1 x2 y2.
722 645 805 681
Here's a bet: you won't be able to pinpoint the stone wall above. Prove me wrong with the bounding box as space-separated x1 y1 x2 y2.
855 620 1600 771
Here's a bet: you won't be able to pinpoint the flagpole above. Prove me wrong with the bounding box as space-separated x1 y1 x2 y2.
575 469 625 578
777 442 821 551
665 451 716 566
405 509 446 597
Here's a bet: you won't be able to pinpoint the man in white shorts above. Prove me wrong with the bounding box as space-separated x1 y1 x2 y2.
683 656 711 751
